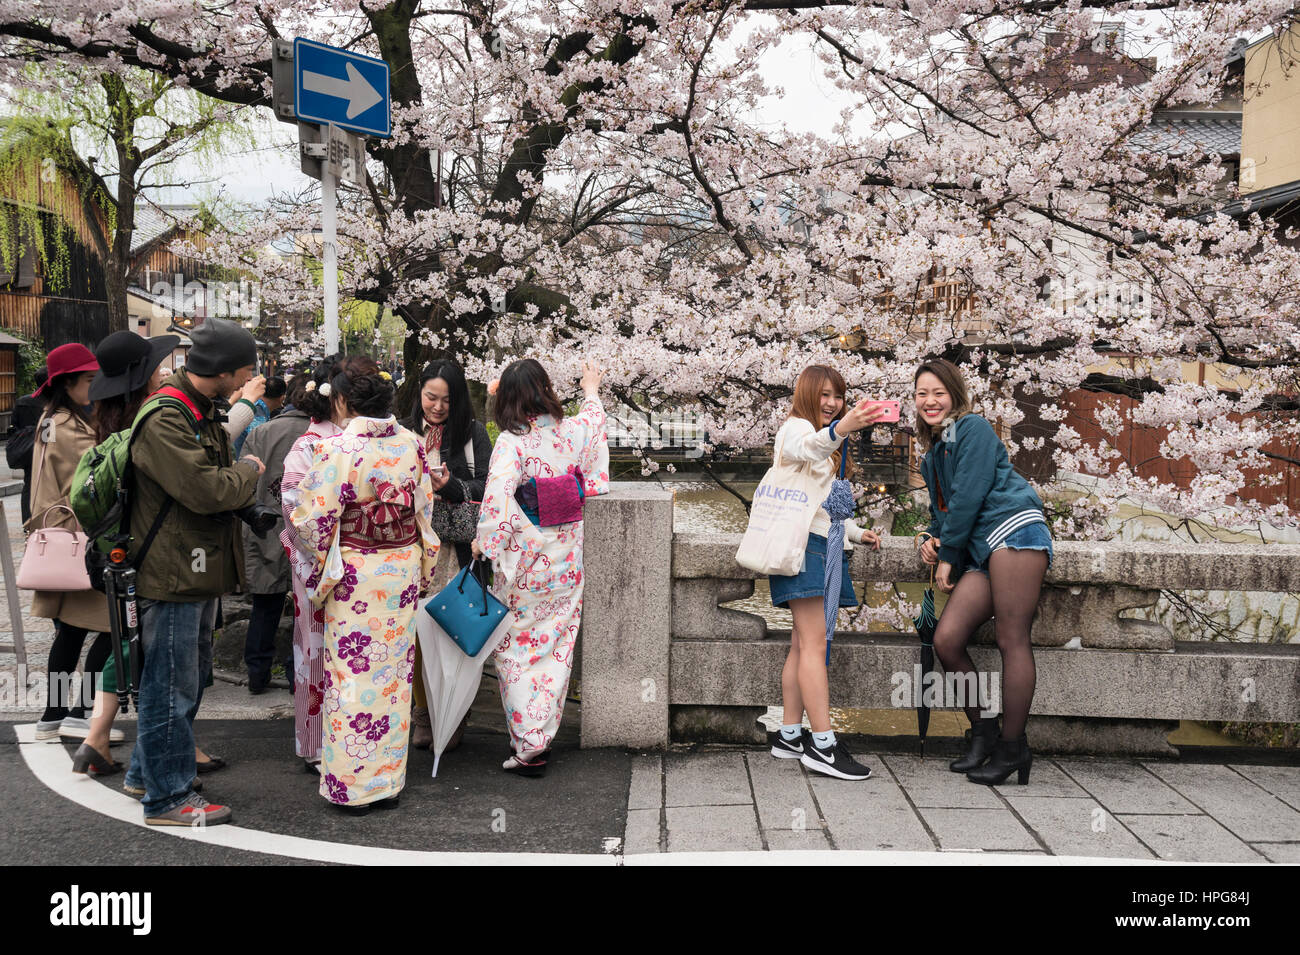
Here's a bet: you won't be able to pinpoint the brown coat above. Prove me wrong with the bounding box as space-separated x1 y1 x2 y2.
127 369 258 601
25 408 111 633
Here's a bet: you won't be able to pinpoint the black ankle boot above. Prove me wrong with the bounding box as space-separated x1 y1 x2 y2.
966 734 1031 786
949 718 999 773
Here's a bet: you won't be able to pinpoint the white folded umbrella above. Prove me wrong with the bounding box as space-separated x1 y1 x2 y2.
415 606 510 777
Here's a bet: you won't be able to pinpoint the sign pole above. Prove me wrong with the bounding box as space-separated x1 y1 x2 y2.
282 36 391 357
321 141 340 355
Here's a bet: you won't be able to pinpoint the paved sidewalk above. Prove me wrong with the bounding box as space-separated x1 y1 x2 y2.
624 749 1300 862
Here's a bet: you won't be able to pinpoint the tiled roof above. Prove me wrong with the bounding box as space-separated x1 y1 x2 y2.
130 203 203 253
1129 115 1241 157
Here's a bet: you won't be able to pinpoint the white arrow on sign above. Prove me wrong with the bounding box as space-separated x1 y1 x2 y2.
302 62 383 119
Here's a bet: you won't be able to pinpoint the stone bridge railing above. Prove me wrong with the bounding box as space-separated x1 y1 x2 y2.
580 484 1300 754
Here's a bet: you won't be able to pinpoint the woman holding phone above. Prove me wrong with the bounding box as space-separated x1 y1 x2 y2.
400 361 492 750
915 358 1052 786
766 365 886 780
401 361 492 570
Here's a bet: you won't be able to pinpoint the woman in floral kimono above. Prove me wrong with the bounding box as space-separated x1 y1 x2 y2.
472 359 609 776
280 358 342 772
291 357 439 811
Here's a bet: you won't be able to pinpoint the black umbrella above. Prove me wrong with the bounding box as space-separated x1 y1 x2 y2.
911 547 938 756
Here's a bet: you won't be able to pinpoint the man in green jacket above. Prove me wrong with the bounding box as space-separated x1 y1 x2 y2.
123 317 265 827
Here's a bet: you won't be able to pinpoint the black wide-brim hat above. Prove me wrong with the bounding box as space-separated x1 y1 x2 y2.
89 332 181 402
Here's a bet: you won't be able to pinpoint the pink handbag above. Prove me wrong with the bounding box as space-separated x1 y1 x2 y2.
17 504 93 592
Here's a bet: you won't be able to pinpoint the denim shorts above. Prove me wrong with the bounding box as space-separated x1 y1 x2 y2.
969 520 1054 574
769 533 859 609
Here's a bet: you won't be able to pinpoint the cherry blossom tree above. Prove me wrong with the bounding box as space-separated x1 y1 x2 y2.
2 1 1299 531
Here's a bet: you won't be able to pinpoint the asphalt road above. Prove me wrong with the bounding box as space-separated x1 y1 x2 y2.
1 717 632 864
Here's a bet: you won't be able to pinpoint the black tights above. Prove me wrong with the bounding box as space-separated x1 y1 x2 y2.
41 623 111 721
931 548 1048 739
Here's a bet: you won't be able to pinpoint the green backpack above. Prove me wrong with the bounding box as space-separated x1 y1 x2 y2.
71 385 204 584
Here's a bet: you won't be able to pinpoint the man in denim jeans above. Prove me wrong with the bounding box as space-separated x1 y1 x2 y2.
121 318 263 826
124 598 218 807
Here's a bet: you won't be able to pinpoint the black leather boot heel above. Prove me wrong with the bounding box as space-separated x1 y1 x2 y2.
949 718 999 773
967 734 1032 786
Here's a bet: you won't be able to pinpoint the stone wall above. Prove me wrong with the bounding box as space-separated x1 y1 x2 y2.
581 483 1300 750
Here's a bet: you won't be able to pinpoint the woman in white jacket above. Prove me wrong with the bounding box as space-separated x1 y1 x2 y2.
768 364 885 780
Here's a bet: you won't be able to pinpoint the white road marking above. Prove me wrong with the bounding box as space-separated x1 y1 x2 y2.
16 723 610 866
14 724 1200 865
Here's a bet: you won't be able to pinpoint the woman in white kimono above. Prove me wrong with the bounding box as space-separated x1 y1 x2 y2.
472 359 608 776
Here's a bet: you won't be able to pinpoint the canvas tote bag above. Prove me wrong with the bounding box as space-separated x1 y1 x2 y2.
735 430 825 576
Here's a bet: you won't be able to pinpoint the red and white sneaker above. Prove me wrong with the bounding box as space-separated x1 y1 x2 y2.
145 792 233 827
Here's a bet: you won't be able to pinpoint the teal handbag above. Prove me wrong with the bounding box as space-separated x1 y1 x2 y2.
424 560 508 656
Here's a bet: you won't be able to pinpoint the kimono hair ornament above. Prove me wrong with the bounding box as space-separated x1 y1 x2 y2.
304 381 317 392
319 383 332 397
487 378 500 396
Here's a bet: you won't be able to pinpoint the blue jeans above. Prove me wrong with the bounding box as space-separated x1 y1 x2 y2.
125 598 216 816
244 592 287 690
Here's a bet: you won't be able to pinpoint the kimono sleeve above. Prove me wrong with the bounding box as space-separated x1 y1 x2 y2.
776 417 843 466
413 440 442 591
475 436 546 565
280 438 316 577
289 441 347 606
573 395 610 496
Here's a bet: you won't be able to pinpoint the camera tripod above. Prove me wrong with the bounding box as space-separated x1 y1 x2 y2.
102 545 143 714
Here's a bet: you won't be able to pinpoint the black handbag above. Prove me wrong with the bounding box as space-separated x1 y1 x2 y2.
5 424 35 469
430 437 481 543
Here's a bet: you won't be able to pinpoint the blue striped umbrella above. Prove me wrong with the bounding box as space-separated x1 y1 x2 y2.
821 447 854 665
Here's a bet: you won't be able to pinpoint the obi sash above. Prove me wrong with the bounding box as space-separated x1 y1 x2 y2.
515 468 585 527
339 481 419 548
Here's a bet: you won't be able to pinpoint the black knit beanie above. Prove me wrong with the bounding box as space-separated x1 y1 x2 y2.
185 317 259 376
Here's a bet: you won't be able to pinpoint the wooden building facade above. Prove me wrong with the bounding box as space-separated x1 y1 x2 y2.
0 157 112 349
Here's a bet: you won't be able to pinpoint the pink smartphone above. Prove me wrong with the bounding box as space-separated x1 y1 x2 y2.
860 399 901 422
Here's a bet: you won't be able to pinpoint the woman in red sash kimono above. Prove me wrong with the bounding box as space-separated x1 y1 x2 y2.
290 357 439 811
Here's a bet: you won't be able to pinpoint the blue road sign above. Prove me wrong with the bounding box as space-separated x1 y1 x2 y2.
294 37 390 138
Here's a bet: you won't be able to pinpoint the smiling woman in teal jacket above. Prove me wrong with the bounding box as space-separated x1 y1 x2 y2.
915 359 1053 787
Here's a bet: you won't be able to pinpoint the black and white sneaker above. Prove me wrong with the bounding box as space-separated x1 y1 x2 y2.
800 738 873 780
768 730 807 760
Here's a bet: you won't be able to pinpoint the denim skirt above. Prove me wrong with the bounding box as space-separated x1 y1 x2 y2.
969 520 1054 574
769 533 859 609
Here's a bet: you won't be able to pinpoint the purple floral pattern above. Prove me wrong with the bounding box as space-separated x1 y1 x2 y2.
289 414 440 806
324 773 349 804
